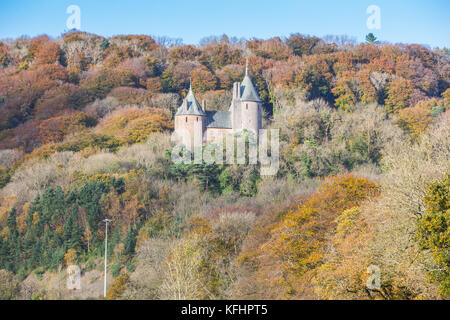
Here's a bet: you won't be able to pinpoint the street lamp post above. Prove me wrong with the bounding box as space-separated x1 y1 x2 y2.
103 219 111 298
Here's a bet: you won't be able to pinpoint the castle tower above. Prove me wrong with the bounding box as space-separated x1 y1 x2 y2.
230 80 242 130
236 61 262 137
174 82 206 150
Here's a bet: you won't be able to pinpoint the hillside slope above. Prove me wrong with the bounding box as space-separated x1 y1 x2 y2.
0 32 449 300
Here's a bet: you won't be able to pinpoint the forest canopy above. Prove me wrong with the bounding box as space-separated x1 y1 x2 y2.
0 31 448 300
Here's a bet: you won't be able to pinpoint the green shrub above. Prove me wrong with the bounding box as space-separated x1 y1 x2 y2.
111 262 122 278
417 175 450 296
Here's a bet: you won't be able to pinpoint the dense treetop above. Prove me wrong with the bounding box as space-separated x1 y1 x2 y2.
0 32 448 154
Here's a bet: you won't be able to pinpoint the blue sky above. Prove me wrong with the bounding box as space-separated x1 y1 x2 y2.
0 0 449 48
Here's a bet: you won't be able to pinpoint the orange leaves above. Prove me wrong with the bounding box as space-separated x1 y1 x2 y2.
95 107 172 144
0 66 59 129
332 71 361 111
191 66 217 93
112 35 159 52
364 55 395 74
247 55 275 74
247 37 291 61
164 61 199 92
0 32 447 172
103 45 136 68
35 64 68 82
265 57 301 88
353 43 382 63
293 54 333 101
250 174 379 298
313 205 371 299
39 111 95 144
108 86 151 105
169 45 202 63
33 83 89 120
29 35 61 65
126 113 172 143
385 78 414 113
145 77 163 94
306 174 379 211
287 34 321 57
331 51 356 76
332 68 379 111
80 68 137 98
201 42 243 69
397 98 445 138
35 42 61 65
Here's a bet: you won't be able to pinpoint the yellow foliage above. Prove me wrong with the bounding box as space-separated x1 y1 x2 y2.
106 273 130 300
334 207 361 241
96 107 172 144
187 216 212 235
385 78 414 113
32 212 40 225
64 248 77 266
443 88 450 106
245 174 379 298
397 98 445 138
0 195 17 228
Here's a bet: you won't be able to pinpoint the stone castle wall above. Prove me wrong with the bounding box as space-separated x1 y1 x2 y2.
240 100 260 136
205 127 233 142
174 114 205 147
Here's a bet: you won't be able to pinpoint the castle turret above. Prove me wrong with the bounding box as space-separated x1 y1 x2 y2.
230 81 242 130
174 83 206 149
239 62 262 137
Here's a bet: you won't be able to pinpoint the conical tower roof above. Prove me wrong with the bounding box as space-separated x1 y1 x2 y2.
240 62 262 102
175 83 206 116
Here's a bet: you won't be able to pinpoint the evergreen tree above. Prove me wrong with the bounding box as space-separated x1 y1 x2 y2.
7 207 18 238
5 208 20 273
168 161 223 194
42 229 52 249
6 238 21 273
49 247 65 271
22 230 35 257
70 206 83 249
110 226 122 255
123 227 138 256
0 237 6 269
62 211 73 246
365 33 379 44
111 177 125 194
78 181 108 236
52 232 63 249
66 187 78 204
41 186 66 227
30 239 42 268
62 206 82 250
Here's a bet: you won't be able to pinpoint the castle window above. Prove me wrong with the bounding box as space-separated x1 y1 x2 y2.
246 104 248 110
196 117 198 122
185 117 187 122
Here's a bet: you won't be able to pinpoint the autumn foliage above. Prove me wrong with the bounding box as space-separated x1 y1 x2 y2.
236 174 379 299
95 107 172 143
0 31 448 300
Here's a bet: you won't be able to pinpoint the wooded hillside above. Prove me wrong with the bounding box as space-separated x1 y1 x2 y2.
0 32 448 300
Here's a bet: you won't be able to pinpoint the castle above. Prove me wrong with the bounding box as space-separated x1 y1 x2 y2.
174 64 262 148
